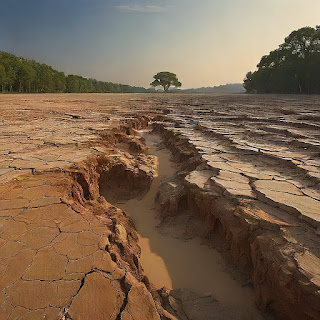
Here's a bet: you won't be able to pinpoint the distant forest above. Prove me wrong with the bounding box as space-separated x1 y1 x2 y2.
0 51 148 93
183 83 245 94
244 26 320 94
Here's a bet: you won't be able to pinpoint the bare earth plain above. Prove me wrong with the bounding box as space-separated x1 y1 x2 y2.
0 93 319 320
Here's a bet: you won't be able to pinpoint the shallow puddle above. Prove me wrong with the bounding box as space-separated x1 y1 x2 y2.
107 132 264 319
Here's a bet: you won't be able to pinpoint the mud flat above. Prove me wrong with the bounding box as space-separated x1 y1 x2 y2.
0 93 319 319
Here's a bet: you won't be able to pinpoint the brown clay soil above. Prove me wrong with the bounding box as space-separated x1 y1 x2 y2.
0 93 319 320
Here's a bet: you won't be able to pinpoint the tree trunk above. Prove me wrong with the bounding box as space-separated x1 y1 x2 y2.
294 74 302 94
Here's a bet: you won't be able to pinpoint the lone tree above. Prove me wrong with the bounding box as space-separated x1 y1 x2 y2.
150 72 182 92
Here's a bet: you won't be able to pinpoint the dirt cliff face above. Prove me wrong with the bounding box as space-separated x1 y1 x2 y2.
0 93 319 320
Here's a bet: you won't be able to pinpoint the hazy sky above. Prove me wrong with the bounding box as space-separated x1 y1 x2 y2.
0 0 319 88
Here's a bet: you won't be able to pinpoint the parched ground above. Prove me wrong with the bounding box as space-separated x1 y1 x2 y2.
0 93 319 319
0 94 166 319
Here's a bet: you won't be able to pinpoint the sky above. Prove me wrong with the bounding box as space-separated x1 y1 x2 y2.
0 0 319 88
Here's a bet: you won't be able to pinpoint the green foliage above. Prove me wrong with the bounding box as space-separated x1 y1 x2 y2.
244 26 320 94
0 51 148 93
150 71 182 92
0 64 6 91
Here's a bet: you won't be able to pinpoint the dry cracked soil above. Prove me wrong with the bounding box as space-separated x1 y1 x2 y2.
0 93 319 320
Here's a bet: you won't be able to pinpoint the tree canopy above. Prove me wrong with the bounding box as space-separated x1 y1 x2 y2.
0 51 148 94
150 72 182 92
244 26 320 94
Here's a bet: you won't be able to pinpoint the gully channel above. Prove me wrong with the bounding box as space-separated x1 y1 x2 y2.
103 131 266 320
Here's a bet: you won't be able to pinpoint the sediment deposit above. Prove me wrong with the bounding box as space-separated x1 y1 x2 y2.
0 93 319 319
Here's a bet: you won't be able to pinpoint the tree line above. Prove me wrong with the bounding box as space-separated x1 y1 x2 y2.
0 51 148 93
244 26 320 94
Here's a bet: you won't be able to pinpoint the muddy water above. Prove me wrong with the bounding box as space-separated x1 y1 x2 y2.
114 133 264 319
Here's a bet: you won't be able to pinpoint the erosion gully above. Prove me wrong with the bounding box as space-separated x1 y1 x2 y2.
104 131 265 319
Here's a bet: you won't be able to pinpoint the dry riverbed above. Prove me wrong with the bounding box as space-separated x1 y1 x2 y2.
0 93 319 320
107 132 266 319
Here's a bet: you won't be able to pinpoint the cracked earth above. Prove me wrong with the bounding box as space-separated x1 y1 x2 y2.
0 93 319 319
